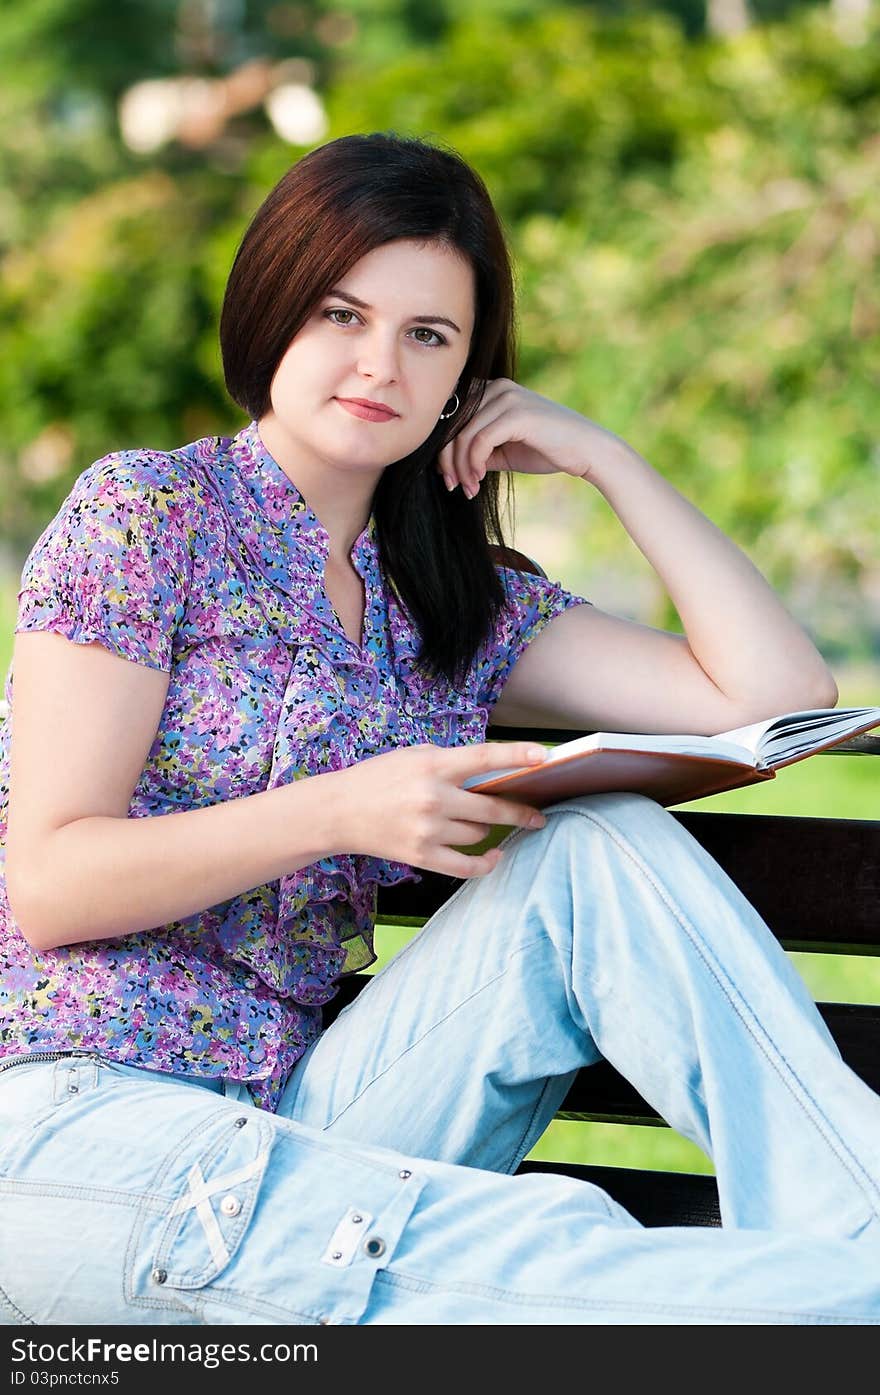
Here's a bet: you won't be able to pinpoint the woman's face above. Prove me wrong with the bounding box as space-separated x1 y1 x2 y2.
261 237 476 475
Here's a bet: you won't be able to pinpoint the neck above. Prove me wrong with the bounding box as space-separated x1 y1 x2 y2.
256 414 379 561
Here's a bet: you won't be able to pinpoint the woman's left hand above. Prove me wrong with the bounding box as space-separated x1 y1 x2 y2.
437 378 627 498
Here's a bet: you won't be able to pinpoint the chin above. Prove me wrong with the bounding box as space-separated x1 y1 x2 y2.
321 442 393 471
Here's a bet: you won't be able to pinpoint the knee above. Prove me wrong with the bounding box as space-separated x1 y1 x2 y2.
530 791 682 862
543 791 666 827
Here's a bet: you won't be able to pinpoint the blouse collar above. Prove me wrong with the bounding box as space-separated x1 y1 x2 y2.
193 418 386 666
222 418 378 571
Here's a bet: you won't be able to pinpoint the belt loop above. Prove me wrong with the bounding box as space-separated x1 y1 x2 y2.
51 1054 99 1104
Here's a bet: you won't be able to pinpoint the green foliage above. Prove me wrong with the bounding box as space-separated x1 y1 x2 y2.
0 3 878 662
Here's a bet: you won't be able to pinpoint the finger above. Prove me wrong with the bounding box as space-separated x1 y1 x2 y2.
454 791 546 831
445 740 548 772
428 843 505 880
441 818 494 845
455 407 515 498
437 442 457 492
448 394 508 495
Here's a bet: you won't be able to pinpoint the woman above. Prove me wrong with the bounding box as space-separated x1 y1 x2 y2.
1 131 878 1327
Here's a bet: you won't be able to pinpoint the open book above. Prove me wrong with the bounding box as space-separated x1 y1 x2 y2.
462 706 880 810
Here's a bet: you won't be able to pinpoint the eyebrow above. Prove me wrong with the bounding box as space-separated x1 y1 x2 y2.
324 288 462 334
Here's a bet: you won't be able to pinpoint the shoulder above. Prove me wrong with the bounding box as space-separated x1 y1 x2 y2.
55 438 221 552
71 442 207 527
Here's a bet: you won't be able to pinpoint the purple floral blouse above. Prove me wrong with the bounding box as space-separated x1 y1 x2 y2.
0 419 590 1111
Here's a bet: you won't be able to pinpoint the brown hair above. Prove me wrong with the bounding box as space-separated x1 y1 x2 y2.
220 131 520 689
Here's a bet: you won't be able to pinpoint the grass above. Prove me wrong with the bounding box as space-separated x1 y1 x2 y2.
2 578 878 1180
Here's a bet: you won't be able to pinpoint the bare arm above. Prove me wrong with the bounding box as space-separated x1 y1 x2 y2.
6 632 546 953
441 382 837 735
5 632 351 951
493 441 837 734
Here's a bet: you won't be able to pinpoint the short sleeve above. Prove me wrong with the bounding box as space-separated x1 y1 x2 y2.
474 567 591 712
15 455 194 672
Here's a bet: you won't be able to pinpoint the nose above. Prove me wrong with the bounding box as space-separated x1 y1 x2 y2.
356 328 400 384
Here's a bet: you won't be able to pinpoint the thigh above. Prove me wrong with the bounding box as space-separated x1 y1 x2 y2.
0 1054 422 1326
276 823 596 1172
6 1054 872 1327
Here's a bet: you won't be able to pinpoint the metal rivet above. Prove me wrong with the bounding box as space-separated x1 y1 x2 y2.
319 1316 333 1325
68 1084 79 1094
219 1194 241 1217
364 1237 386 1258
151 1268 168 1285
234 1117 247 1128
331 1250 343 1261
352 1213 363 1224
398 1169 411 1180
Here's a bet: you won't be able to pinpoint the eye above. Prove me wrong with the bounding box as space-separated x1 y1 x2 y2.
325 308 359 327
410 326 447 347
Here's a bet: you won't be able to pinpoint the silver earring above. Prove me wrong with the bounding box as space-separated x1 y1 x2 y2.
439 392 460 421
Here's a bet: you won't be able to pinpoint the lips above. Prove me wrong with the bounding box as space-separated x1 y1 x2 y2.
335 398 399 423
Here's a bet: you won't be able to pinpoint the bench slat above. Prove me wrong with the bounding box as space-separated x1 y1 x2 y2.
674 812 880 954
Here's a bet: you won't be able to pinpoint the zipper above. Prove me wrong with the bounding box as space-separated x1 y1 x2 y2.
0 1049 100 1076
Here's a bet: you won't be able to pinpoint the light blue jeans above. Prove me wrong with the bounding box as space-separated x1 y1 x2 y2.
3 792 880 1326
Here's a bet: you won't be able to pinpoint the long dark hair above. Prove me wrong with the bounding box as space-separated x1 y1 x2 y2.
220 131 520 690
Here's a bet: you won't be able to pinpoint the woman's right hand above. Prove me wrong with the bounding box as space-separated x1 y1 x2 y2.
329 741 550 879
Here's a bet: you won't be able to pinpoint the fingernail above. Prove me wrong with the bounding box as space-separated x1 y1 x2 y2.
526 747 547 762
529 814 546 829
445 476 455 491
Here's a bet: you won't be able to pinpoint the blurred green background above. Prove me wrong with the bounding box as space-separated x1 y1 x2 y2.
1 0 878 1181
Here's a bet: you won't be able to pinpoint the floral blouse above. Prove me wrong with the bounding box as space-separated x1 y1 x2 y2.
0 419 590 1111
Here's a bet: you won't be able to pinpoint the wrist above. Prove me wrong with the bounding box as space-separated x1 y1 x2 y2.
278 767 356 861
311 766 362 857
580 434 650 500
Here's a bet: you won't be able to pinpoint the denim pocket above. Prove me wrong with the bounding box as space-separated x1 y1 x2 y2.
127 1103 276 1301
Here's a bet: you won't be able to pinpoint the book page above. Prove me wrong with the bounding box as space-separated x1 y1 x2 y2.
720 706 880 765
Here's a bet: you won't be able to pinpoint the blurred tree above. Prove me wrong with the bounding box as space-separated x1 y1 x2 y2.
0 0 877 659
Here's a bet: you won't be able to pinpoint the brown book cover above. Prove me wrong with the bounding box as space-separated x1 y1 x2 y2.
467 746 775 811
467 706 880 812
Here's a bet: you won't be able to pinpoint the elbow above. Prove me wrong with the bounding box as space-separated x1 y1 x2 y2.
5 865 63 953
775 654 838 715
819 674 839 709
777 672 838 716
807 662 839 711
736 664 838 726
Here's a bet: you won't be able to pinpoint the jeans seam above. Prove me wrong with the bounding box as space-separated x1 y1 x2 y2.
320 963 519 1130
0 1178 170 1209
500 1074 577 1180
371 1267 879 1324
0 1277 35 1325
549 800 880 1219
